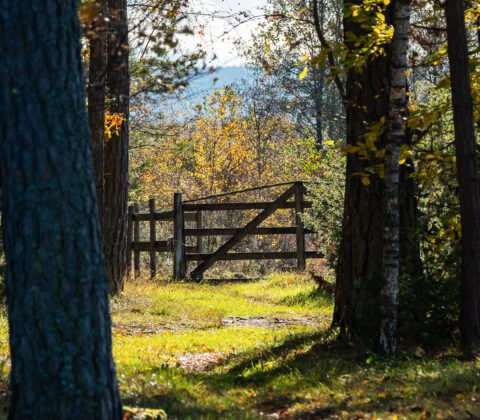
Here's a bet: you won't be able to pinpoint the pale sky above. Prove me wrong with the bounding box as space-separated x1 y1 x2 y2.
182 0 268 67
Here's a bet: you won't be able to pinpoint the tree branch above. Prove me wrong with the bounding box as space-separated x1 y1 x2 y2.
312 0 346 103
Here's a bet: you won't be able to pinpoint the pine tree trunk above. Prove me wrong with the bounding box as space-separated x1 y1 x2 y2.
333 2 424 348
0 1 123 418
88 0 107 229
105 0 129 294
445 0 480 355
377 0 411 355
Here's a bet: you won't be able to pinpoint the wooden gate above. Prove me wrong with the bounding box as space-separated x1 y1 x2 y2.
127 181 322 280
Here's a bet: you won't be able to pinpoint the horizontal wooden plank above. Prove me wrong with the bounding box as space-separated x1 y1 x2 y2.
132 241 196 253
133 241 170 252
184 213 198 222
185 251 323 261
132 211 196 222
184 227 314 236
132 211 173 222
183 201 312 212
183 181 305 203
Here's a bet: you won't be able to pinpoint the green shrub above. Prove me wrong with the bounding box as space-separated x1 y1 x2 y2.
302 142 345 271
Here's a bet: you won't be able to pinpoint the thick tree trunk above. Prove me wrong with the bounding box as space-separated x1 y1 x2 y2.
445 0 480 355
0 1 123 418
333 49 386 345
88 0 107 229
333 2 424 348
377 0 411 355
105 0 129 294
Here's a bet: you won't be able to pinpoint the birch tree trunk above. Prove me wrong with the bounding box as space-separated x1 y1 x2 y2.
0 0 123 417
333 0 424 348
377 0 411 355
445 0 480 356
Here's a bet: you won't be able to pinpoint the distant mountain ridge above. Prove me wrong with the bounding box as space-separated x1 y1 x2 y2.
183 66 255 102
158 66 257 118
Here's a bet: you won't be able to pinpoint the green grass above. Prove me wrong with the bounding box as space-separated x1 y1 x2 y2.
110 271 332 330
0 272 480 419
110 272 480 419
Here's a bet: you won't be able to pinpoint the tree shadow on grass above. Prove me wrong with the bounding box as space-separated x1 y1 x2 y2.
122 329 355 418
122 329 480 419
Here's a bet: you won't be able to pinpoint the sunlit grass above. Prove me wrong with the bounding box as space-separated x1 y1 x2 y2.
0 273 479 419
110 271 332 330
111 273 480 419
113 325 318 369
116 325 480 419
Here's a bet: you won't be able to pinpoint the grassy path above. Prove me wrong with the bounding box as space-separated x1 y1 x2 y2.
110 273 480 419
0 272 479 418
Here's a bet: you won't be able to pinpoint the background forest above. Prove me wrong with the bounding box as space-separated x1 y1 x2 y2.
124 0 471 345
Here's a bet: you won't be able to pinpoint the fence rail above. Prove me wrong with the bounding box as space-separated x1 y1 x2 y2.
126 181 323 280
185 251 322 262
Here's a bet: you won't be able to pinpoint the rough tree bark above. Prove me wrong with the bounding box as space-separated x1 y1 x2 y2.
105 0 130 294
333 1 424 348
377 0 411 355
88 0 108 229
445 0 480 355
0 0 123 418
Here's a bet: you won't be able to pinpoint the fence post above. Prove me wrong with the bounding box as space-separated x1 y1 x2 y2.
134 203 140 277
196 210 203 254
127 205 134 277
173 192 186 279
149 198 157 279
295 182 306 270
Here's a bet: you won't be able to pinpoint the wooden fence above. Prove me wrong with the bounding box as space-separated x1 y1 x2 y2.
126 181 323 281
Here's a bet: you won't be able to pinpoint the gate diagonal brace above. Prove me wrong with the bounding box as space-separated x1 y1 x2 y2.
190 184 296 281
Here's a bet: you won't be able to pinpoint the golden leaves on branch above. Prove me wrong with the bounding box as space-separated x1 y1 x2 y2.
104 111 125 142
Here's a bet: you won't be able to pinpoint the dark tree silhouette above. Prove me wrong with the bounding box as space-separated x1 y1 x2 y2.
445 0 480 355
104 0 130 294
88 0 108 229
0 0 123 417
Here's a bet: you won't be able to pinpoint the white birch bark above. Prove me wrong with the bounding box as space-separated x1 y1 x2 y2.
378 0 411 355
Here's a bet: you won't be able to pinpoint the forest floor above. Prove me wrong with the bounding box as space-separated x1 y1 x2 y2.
0 272 479 419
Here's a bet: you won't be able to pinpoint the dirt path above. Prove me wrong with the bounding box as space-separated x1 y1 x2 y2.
113 315 327 335
221 315 323 327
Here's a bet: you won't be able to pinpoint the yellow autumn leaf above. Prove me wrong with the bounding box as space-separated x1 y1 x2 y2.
299 67 308 79
361 176 371 186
